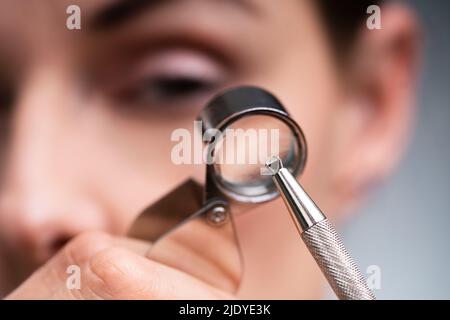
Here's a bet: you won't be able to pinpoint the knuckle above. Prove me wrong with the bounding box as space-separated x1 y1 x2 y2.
87 247 135 298
85 248 165 299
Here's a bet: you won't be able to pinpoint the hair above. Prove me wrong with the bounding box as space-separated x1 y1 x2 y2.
317 0 383 60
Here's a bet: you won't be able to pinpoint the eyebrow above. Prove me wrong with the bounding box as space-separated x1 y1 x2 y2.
89 0 259 32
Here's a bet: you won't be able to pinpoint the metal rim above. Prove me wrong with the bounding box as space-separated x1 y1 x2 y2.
205 107 307 204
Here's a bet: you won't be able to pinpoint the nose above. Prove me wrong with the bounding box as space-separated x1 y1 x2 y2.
0 192 106 264
0 68 107 264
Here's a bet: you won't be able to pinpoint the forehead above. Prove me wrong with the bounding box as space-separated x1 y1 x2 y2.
0 0 323 68
0 0 316 29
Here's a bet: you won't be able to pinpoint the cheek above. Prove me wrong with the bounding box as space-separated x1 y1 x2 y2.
287 82 342 214
68 103 201 234
235 52 342 215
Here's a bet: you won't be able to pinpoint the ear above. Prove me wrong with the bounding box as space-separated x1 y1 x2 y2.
331 3 421 213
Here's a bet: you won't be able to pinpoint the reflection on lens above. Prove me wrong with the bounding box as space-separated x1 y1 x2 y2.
213 115 300 201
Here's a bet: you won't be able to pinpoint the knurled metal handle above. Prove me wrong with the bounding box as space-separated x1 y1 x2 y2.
302 219 376 300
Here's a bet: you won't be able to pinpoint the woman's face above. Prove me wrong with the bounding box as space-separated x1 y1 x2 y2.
0 0 417 297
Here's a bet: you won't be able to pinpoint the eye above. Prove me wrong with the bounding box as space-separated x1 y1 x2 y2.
111 49 228 109
133 73 217 104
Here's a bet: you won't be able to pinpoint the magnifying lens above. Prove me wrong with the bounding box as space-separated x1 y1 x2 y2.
128 86 374 299
199 86 307 204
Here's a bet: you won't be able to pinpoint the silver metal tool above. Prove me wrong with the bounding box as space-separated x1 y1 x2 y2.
266 156 376 300
128 86 307 293
128 86 375 299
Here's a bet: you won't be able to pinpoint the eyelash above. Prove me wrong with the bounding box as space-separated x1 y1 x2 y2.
133 74 218 104
107 53 228 110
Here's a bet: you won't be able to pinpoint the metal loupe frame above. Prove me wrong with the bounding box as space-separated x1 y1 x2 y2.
198 86 308 204
127 86 308 293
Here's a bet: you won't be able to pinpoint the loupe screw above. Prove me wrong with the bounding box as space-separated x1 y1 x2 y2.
207 206 228 226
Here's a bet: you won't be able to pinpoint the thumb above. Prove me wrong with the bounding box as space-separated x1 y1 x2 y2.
86 246 235 299
7 231 235 299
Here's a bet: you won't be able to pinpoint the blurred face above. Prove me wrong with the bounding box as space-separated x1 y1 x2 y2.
0 0 417 297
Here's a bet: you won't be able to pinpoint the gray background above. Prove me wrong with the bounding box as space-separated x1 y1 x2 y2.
342 0 450 299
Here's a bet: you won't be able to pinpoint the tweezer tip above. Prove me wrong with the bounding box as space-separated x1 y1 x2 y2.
265 156 284 175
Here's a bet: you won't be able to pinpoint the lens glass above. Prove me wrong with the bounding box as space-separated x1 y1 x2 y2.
212 114 301 201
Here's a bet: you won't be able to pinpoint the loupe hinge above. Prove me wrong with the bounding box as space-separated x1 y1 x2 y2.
203 164 231 226
206 205 229 226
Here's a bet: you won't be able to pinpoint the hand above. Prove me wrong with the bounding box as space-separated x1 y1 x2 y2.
6 231 235 299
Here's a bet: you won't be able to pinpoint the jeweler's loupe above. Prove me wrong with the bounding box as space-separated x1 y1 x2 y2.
128 86 307 293
200 86 307 204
